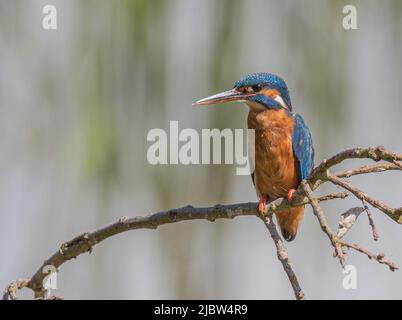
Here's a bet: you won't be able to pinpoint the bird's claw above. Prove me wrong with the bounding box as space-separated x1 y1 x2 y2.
287 188 296 203
258 197 268 217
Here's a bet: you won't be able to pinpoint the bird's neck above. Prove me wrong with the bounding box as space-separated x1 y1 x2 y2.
247 108 293 131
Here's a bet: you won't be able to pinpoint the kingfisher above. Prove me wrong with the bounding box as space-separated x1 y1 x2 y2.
194 73 314 241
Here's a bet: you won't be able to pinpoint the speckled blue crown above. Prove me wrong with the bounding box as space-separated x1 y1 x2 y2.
234 73 292 109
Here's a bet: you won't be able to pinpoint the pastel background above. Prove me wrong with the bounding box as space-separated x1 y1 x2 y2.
1 0 401 299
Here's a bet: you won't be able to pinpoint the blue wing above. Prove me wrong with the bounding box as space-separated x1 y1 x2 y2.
292 114 314 182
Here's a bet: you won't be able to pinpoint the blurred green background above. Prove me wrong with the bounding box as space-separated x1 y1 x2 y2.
0 0 401 299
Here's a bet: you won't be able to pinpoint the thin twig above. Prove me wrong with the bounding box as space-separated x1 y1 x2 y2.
15 193 342 299
361 199 379 241
392 160 402 169
339 241 398 271
3 279 29 300
301 182 346 268
302 182 398 271
336 162 402 178
311 146 402 183
326 171 402 223
262 216 305 300
4 145 402 300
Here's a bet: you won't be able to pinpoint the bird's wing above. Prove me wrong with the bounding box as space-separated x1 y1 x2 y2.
248 128 256 186
292 113 314 182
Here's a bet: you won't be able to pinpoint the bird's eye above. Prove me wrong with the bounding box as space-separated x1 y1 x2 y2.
251 84 262 92
239 86 261 94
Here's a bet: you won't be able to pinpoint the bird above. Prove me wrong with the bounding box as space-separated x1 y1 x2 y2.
193 72 314 241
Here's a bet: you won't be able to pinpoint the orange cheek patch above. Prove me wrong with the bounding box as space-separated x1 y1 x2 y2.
260 88 280 99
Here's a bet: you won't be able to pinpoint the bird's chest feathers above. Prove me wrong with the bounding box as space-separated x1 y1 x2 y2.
248 108 298 198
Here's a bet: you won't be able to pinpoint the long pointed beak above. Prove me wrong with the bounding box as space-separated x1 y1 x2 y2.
193 89 253 106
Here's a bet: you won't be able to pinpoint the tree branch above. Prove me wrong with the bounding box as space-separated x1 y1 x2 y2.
9 193 341 300
326 171 402 223
311 146 402 182
336 162 402 178
3 145 402 300
262 215 305 300
301 182 346 267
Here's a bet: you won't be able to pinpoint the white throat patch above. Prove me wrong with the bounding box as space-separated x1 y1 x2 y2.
245 100 266 112
274 95 288 109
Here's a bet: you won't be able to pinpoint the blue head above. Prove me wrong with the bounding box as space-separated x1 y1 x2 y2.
194 72 292 111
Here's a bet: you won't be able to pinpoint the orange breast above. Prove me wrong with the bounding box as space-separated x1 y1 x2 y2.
248 108 298 200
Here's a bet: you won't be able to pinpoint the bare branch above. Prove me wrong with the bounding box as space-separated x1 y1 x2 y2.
4 145 402 300
262 215 305 300
312 146 402 182
336 162 402 179
301 182 346 268
302 182 399 272
392 160 402 169
326 171 402 223
3 279 29 300
361 199 379 241
17 193 343 299
339 242 398 271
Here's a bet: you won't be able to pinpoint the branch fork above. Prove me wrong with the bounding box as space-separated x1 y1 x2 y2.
3 146 402 300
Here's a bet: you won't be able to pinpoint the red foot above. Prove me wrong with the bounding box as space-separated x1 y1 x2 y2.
287 189 296 203
258 196 268 217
